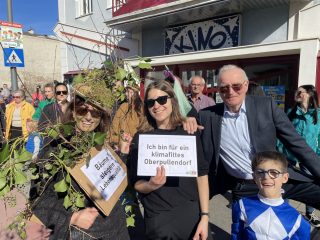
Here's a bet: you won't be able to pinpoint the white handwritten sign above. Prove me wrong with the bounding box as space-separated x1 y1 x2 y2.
138 135 197 177
81 149 126 201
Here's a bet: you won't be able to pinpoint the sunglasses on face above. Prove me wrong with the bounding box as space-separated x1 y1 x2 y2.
75 106 102 118
13 96 21 99
254 169 285 179
56 91 68 95
218 81 246 94
145 95 171 108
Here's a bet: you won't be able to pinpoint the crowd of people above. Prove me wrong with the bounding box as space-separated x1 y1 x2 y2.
0 63 319 240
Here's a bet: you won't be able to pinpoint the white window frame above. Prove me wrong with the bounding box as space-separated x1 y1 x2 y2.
78 0 93 17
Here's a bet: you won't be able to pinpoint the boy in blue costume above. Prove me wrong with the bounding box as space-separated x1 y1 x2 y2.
25 119 43 160
232 151 310 239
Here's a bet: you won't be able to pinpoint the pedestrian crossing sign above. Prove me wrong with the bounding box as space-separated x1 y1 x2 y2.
3 48 25 67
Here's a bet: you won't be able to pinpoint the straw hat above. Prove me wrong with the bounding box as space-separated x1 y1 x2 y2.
73 76 115 114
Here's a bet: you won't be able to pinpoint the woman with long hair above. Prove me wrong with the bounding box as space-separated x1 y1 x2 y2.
109 85 143 149
30 92 130 240
5 89 35 141
125 80 210 239
279 84 320 227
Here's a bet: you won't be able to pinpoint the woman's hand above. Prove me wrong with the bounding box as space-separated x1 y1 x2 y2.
135 166 166 194
193 216 209 240
149 166 166 191
119 132 132 154
70 207 99 229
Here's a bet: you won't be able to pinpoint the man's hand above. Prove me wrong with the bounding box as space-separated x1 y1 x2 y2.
183 117 204 134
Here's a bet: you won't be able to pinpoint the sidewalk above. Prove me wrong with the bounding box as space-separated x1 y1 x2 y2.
209 194 320 239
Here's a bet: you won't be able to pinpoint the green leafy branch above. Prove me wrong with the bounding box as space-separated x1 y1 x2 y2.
39 125 107 211
51 153 85 211
0 138 32 197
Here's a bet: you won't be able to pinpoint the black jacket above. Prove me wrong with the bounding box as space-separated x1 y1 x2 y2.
199 95 320 196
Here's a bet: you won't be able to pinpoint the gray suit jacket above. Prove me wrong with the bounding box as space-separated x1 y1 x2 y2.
199 95 320 196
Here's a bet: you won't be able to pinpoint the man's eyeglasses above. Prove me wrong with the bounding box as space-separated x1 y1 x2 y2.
13 96 21 99
56 91 68 95
295 90 307 96
254 169 285 179
75 106 102 118
218 81 246 93
191 84 203 88
145 95 171 108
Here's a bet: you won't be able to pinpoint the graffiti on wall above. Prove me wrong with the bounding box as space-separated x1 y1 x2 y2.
165 15 240 55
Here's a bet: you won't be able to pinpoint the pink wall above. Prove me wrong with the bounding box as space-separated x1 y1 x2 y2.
113 0 177 17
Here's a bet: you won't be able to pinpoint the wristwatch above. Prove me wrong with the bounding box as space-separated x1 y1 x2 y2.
118 152 128 158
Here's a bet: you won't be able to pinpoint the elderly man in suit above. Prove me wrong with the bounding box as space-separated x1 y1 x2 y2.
199 64 320 209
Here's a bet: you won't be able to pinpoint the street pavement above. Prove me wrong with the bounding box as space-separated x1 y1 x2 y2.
209 193 320 239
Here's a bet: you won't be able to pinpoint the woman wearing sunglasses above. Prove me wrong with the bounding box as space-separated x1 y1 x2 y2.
30 90 130 239
5 89 35 141
126 80 210 240
278 84 320 227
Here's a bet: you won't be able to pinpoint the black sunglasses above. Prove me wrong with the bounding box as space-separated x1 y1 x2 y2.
56 91 68 95
254 169 285 179
75 106 102 118
218 81 246 93
145 95 171 108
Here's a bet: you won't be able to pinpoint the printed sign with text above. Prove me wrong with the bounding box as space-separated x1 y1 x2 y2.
81 149 126 201
0 21 23 49
138 135 197 177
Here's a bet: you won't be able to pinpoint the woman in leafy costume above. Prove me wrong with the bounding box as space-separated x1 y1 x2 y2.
31 93 130 240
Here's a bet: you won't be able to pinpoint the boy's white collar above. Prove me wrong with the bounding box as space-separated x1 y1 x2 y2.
258 193 284 206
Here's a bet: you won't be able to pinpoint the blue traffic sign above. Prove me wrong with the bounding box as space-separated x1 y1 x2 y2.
3 48 25 67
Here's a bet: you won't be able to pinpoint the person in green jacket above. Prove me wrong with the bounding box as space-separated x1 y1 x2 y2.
32 83 55 121
278 84 320 227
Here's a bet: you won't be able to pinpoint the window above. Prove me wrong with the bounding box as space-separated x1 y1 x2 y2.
78 0 93 16
106 0 112 10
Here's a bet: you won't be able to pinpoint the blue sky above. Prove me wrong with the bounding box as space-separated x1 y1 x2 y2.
0 0 58 35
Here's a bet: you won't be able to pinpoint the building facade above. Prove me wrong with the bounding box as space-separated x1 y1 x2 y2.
54 0 138 82
0 32 61 91
106 0 320 108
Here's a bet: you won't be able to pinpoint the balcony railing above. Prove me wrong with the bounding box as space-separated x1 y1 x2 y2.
112 0 177 17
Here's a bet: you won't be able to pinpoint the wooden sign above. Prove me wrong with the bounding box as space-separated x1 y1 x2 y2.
67 144 127 216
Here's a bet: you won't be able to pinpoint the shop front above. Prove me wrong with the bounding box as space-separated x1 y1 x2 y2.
130 38 319 110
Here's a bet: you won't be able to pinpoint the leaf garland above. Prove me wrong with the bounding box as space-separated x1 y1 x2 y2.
0 59 154 237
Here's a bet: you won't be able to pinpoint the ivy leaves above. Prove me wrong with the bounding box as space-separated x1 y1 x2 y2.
46 126 107 211
125 205 135 227
54 178 68 192
102 59 152 103
0 146 32 197
137 57 152 69
93 132 106 145
0 171 8 196
54 174 85 210
0 143 9 164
